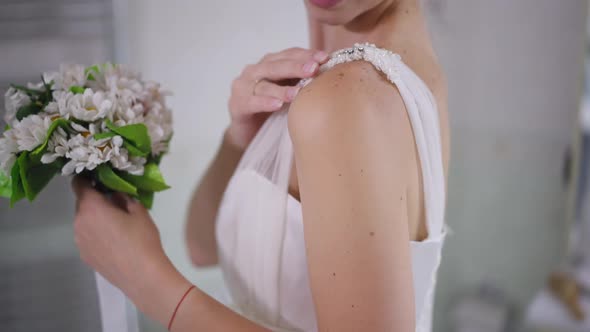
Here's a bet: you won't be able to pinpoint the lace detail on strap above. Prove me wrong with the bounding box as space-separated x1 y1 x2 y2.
299 43 402 87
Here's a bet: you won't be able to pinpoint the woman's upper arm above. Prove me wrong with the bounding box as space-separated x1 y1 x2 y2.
288 62 417 332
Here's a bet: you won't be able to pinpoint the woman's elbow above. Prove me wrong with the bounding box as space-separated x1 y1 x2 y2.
187 242 219 267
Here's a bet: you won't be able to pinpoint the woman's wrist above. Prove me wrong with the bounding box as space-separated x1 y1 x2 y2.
224 125 251 153
131 256 193 327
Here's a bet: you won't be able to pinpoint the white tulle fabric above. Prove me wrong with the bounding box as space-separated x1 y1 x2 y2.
95 273 139 332
215 43 446 332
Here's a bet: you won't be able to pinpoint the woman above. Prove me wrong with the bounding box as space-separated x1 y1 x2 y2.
72 0 449 331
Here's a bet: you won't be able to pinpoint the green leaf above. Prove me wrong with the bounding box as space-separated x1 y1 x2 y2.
17 153 29 200
96 164 137 196
123 140 149 157
10 159 25 207
85 65 100 74
16 103 42 121
41 75 53 89
0 170 11 198
18 152 59 202
3 124 10 131
10 84 41 96
22 165 58 202
137 190 154 209
31 118 69 156
93 128 150 157
93 131 117 140
38 78 54 105
69 86 85 94
85 65 100 81
151 134 172 165
119 163 170 192
105 120 151 156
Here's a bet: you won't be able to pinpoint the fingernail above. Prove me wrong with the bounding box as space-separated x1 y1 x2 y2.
303 61 318 74
314 51 329 62
287 87 300 101
273 99 284 109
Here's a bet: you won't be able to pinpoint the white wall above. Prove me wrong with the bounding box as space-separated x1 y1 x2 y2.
127 1 587 331
428 1 586 330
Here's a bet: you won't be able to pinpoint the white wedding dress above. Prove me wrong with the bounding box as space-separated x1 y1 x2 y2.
215 43 447 332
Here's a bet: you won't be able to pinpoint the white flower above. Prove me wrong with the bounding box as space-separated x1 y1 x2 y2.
44 64 86 90
27 82 44 90
144 101 173 155
141 81 171 107
112 103 145 127
12 114 52 151
139 81 173 155
113 155 145 175
40 127 69 164
44 90 68 115
85 64 145 124
61 133 111 175
4 87 31 125
87 64 142 94
59 130 145 176
70 122 99 135
136 82 173 154
58 89 114 122
0 130 18 174
108 136 145 175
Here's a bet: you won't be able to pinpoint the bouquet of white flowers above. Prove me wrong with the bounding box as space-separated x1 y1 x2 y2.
0 64 173 208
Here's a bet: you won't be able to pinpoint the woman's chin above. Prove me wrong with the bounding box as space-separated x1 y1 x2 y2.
305 6 356 26
308 0 343 9
310 14 351 26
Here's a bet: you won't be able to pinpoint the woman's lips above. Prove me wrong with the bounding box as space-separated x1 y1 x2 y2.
309 0 343 9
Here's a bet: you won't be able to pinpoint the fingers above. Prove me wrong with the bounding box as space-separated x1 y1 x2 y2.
261 47 328 64
245 95 285 113
111 192 131 213
110 192 149 217
120 194 149 216
71 176 92 198
228 47 327 125
71 176 109 212
254 80 301 102
249 59 320 82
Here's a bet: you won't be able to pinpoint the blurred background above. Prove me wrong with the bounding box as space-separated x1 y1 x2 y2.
0 0 589 331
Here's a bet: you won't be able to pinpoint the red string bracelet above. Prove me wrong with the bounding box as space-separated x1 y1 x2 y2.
168 284 196 331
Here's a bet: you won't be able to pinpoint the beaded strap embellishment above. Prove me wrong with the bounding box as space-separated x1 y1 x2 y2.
298 43 403 88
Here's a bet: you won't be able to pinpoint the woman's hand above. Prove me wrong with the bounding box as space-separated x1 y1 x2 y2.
72 177 190 323
226 47 329 150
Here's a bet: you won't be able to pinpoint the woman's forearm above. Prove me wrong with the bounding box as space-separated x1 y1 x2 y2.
136 260 268 332
170 285 270 332
185 130 244 266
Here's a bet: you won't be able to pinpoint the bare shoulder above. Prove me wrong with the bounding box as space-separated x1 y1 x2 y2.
288 60 413 152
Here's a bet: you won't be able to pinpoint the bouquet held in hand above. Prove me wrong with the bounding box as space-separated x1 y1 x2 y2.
0 64 173 208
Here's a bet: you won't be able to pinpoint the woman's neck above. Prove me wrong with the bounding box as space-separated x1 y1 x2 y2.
308 0 428 53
